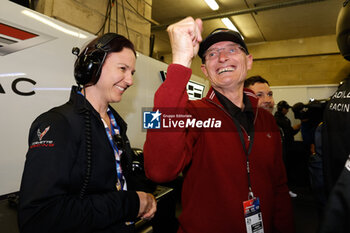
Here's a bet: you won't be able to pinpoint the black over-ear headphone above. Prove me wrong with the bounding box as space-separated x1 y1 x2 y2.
73 33 119 86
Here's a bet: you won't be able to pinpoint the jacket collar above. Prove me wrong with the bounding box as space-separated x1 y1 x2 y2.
69 86 128 134
205 86 259 115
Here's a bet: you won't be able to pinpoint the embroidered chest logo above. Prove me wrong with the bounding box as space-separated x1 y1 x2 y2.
30 125 55 149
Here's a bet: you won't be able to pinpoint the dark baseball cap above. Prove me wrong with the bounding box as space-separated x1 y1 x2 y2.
277 100 291 109
198 28 248 61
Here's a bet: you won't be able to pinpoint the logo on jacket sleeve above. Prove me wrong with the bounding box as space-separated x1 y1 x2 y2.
37 126 50 141
30 125 55 149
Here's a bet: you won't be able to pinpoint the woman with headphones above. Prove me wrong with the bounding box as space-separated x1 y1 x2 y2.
18 33 156 233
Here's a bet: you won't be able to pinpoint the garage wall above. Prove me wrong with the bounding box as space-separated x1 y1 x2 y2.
248 54 350 86
247 34 350 85
34 0 152 55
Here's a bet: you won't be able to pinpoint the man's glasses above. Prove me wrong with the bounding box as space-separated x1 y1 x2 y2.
204 45 247 61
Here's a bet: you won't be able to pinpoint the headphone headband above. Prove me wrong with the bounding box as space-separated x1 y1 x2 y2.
95 33 118 51
74 33 119 86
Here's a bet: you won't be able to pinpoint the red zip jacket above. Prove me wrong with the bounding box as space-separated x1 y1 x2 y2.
144 64 294 233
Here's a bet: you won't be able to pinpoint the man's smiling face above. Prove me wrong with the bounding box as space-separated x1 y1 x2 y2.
201 41 253 92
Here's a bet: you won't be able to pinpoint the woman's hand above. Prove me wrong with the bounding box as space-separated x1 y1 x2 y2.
136 191 157 220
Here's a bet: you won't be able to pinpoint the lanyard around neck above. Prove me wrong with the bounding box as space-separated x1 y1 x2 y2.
102 108 125 190
104 110 121 154
232 117 255 199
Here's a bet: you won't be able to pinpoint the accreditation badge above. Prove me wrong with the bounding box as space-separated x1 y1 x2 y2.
243 197 264 233
116 179 122 191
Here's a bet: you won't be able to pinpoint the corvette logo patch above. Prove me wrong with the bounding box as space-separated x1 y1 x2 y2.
30 125 54 149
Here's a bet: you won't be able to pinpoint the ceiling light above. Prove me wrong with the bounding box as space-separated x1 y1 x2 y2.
221 18 244 39
34 87 71 91
0 73 26 78
21 10 87 39
204 0 219 11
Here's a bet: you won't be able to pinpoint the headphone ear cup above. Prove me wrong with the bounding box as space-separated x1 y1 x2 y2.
74 50 105 85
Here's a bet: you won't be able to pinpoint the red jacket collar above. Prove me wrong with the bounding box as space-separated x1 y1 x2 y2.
205 86 259 115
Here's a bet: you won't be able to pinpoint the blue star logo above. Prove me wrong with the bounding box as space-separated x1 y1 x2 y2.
143 110 162 129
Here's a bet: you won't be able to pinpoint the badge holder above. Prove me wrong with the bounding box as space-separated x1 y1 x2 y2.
232 118 264 232
243 191 264 233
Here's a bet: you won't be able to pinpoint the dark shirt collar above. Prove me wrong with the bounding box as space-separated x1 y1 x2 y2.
213 89 254 115
213 89 254 133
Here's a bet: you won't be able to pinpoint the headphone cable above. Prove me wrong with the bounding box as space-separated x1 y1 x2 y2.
79 86 93 199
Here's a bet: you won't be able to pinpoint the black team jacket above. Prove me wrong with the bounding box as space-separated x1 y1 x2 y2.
18 86 148 233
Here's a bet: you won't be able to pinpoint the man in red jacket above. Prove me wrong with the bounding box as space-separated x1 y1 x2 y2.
144 17 294 233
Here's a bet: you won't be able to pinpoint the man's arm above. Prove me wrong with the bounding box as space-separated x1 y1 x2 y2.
292 123 301 135
143 17 203 183
144 63 198 183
